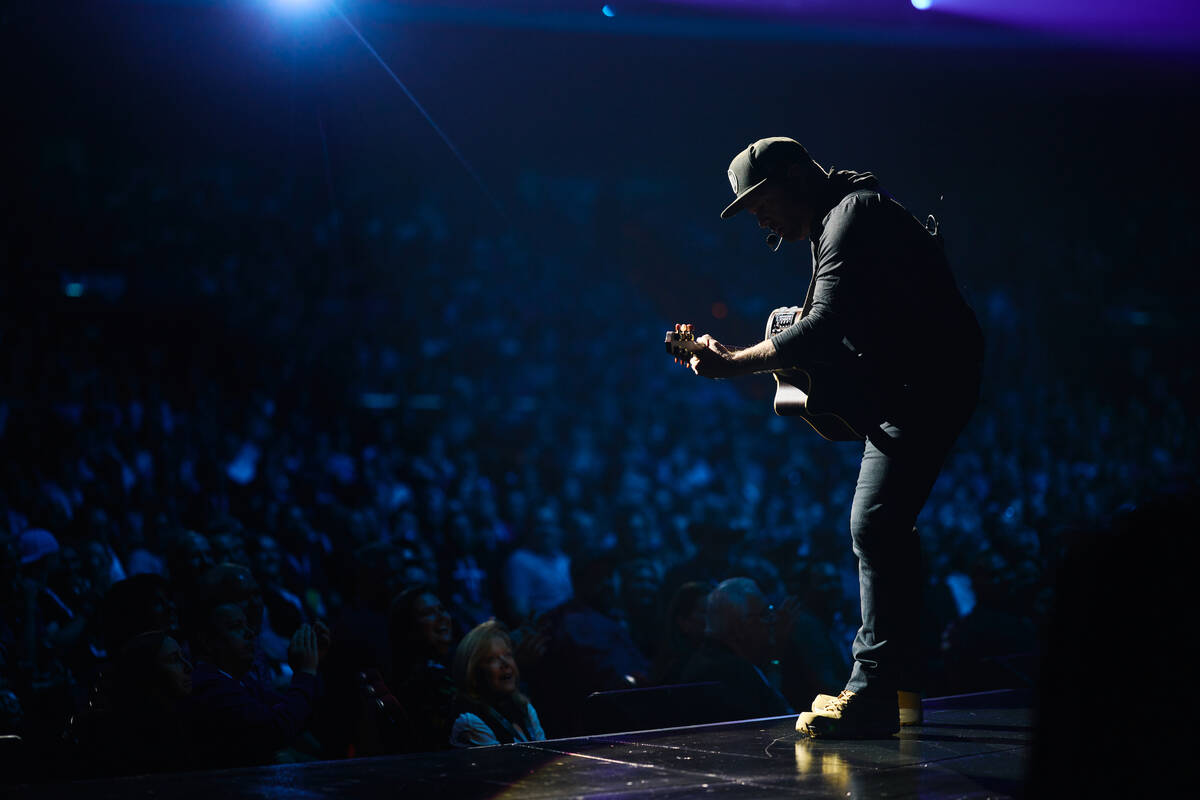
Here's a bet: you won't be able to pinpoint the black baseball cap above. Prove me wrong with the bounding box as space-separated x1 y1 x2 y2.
720 137 815 219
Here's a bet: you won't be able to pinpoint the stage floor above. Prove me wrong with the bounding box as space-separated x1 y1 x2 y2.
10 689 1031 799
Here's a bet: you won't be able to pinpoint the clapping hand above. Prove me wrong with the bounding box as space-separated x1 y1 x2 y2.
288 624 320 676
313 620 332 660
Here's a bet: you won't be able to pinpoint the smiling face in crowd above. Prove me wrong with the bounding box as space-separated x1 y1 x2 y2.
479 635 519 698
414 592 454 658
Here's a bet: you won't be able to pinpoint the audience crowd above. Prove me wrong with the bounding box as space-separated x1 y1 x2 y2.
1 149 1195 781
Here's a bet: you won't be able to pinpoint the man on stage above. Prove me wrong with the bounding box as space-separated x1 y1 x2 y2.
683 137 983 738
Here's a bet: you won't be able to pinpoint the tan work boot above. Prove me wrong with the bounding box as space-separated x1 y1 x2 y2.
811 690 923 726
898 690 923 726
797 690 901 738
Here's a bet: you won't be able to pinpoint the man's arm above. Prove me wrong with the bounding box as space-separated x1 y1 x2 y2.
771 193 881 367
689 335 783 379
691 194 884 381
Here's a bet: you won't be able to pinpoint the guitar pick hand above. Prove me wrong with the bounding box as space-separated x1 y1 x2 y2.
687 334 785 379
689 334 742 379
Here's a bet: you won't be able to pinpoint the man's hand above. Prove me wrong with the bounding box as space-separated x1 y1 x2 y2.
689 335 783 379
689 334 742 379
288 624 320 676
313 620 332 661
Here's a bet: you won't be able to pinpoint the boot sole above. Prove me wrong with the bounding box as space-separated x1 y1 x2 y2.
795 710 899 739
810 692 924 726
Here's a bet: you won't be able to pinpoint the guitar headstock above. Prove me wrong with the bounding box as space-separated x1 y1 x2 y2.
665 322 706 365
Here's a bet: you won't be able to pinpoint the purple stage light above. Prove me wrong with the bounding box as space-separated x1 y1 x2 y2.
906 0 1198 48
652 0 1198 49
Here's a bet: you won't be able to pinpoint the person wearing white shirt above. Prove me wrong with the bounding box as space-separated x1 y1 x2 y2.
449 620 545 747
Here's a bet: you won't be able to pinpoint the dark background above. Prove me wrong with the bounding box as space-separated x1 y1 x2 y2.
6 1 1198 366
1 0 1199 761
4 0 1199 576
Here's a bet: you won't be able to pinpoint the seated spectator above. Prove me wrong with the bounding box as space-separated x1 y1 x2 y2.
939 549 1039 694
100 573 179 652
314 541 403 758
449 620 545 747
329 542 405 680
680 577 793 722
89 573 180 712
440 504 498 632
386 585 456 752
650 581 711 685
523 549 648 737
660 522 738 602
182 592 322 767
250 535 310 675
190 564 268 659
16 528 90 732
275 505 330 618
48 538 109 690
209 531 251 571
618 556 664 661
0 687 22 740
70 630 194 777
166 530 216 597
779 561 852 709
503 505 572 623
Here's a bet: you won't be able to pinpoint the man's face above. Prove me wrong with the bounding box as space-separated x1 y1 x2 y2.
150 588 180 633
207 602 257 674
255 536 282 583
184 533 215 574
212 534 249 568
413 592 454 656
740 595 775 665
745 179 813 243
157 636 194 698
678 596 708 643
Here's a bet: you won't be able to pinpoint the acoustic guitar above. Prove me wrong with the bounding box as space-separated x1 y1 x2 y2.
664 308 881 442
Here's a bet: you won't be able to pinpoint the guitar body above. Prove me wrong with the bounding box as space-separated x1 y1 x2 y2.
764 306 876 442
665 309 882 443
771 368 868 442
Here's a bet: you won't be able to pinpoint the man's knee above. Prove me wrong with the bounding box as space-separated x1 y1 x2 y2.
850 504 918 557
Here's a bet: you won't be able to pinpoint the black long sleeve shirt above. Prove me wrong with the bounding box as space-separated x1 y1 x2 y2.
770 170 983 413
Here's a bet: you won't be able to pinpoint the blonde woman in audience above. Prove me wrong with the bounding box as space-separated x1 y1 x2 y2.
449 620 545 747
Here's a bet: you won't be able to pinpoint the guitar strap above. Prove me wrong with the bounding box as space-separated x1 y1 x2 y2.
801 239 820 318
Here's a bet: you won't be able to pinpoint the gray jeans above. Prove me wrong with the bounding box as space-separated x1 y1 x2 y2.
844 378 979 696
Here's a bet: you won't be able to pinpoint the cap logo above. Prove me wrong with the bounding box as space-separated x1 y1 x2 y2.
728 169 738 195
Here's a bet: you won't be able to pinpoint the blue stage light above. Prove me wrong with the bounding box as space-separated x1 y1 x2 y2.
602 4 615 17
273 0 323 13
911 0 932 9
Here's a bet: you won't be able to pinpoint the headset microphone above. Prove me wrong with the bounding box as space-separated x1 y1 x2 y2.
765 233 782 252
